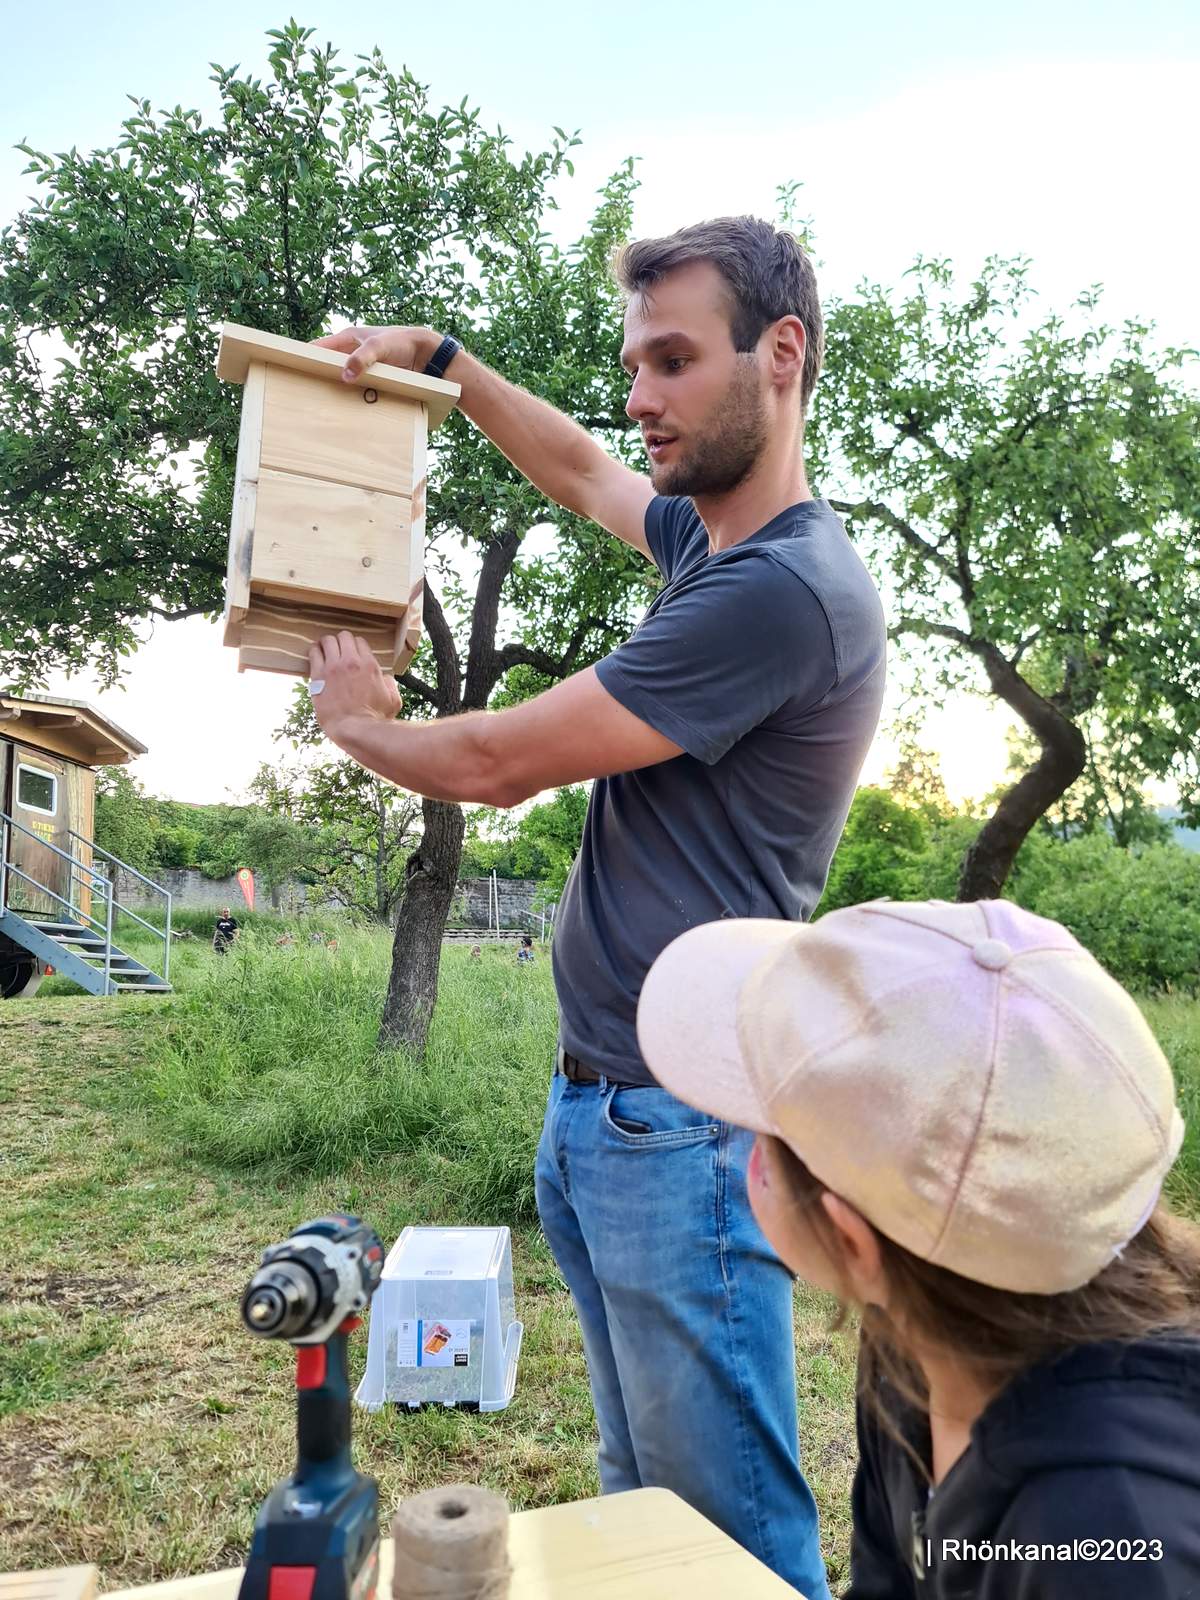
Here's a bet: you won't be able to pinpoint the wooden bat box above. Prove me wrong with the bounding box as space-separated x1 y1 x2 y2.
216 323 460 677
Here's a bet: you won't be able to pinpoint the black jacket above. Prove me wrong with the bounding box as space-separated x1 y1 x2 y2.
844 1337 1200 1599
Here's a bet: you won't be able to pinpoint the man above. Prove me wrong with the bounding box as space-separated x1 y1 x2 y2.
517 935 536 964
212 905 239 955
310 217 885 1597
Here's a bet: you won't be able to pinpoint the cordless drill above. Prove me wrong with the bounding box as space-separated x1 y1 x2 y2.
239 1215 386 1600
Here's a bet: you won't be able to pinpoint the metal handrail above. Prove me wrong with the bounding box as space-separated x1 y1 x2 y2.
68 829 167 895
0 821 112 939
2 865 117 991
68 827 173 983
5 859 112 933
1 809 172 988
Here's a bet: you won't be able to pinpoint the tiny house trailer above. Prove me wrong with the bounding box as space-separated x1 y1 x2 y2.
0 691 172 998
217 323 460 678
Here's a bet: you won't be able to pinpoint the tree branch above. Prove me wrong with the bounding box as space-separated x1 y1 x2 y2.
422 581 462 717
397 670 438 708
493 614 618 682
463 527 522 709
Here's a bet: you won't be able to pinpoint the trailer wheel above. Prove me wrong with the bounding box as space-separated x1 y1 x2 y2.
0 937 43 999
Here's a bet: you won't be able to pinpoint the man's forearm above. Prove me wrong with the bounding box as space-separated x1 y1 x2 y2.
437 344 610 518
324 708 519 808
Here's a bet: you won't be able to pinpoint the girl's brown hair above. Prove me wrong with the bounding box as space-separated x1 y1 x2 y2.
766 1137 1200 1474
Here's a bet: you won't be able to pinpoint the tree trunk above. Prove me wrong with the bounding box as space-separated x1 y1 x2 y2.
378 796 466 1056
958 726 1086 900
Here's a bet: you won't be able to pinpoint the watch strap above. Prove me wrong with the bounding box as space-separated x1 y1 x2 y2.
422 334 462 380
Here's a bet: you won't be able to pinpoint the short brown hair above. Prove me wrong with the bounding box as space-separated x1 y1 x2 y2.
614 216 824 412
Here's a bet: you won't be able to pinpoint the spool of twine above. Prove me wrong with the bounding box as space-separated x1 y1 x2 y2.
391 1483 511 1600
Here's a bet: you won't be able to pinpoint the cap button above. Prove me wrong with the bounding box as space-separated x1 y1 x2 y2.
973 938 1013 971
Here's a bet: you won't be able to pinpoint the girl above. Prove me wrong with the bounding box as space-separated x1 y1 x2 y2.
636 897 1200 1598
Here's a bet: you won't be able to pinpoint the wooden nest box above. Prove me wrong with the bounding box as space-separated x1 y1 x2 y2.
217 324 460 677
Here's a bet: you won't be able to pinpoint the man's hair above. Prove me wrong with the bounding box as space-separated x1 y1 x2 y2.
614 216 824 413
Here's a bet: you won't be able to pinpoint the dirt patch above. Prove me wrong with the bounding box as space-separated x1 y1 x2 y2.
4 1271 150 1314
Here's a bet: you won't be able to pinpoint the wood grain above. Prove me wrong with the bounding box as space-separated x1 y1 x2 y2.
259 366 417 499
235 595 408 677
100 1489 800 1600
250 470 412 613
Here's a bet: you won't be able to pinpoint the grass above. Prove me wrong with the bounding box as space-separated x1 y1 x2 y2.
2 929 1197 1591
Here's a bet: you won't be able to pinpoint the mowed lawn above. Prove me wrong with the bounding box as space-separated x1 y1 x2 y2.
1 928 1197 1591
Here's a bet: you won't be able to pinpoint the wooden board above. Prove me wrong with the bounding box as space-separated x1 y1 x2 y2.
101 1488 800 1600
398 411 428 672
259 366 418 499
0 1567 96 1600
250 470 412 614
223 361 266 642
234 595 410 677
216 324 460 431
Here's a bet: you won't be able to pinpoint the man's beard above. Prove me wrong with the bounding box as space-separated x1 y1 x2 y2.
649 357 768 498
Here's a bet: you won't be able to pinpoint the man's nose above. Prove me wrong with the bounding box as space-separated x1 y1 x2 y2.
625 372 663 423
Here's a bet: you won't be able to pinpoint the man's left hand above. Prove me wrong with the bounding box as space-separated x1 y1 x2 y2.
308 632 403 741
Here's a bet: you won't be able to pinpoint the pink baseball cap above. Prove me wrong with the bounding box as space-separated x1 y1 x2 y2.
636 899 1185 1294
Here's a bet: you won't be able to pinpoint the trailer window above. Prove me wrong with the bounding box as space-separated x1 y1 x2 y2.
17 764 58 817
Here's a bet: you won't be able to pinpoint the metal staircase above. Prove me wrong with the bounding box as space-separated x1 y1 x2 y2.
0 810 172 997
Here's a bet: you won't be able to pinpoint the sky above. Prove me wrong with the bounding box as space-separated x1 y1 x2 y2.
2 1 1197 805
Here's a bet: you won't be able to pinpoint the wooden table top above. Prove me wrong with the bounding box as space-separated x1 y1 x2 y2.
93 1487 802 1599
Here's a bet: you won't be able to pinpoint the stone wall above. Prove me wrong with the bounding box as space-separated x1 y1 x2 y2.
452 877 545 931
108 866 546 927
109 866 311 915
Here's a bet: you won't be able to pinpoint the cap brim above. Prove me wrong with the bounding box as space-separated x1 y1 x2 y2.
636 919 800 1133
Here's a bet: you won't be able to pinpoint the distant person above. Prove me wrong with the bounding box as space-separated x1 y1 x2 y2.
212 906 239 955
517 936 535 964
637 899 1200 1599
471 945 483 961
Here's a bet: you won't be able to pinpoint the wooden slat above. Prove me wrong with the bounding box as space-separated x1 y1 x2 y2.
236 597 401 678
259 367 417 499
0 1566 96 1600
395 414 428 674
216 323 459 431
222 360 265 638
249 470 412 613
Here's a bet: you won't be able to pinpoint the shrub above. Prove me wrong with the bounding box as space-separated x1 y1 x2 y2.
1011 832 1200 993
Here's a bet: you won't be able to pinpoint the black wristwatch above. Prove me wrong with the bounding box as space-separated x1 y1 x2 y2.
422 334 462 380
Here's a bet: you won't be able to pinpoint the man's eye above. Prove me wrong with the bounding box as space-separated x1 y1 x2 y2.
666 357 689 372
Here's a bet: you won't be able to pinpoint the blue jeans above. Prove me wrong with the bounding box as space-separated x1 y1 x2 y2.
535 1070 831 1600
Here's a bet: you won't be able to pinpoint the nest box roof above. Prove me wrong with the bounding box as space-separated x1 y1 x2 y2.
216 323 461 430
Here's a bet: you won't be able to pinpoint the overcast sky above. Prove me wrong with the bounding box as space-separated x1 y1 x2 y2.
3 1 1196 804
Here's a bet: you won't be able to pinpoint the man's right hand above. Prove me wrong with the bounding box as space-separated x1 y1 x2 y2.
312 325 441 384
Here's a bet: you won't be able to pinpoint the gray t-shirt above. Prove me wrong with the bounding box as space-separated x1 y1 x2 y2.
552 495 887 1085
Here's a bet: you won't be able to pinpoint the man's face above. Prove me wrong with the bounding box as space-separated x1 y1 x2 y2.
620 261 768 498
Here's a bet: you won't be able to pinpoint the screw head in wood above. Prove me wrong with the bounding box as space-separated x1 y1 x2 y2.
363 387 379 404
362 557 372 567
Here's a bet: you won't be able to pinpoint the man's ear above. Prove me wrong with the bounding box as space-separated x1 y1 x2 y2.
820 1192 888 1308
766 315 806 389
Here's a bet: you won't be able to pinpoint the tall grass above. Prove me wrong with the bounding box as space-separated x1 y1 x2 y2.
130 933 557 1222
123 926 1200 1232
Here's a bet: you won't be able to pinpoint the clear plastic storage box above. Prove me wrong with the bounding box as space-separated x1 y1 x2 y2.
355 1226 522 1413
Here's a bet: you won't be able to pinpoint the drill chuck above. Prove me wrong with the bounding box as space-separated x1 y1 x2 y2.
241 1260 322 1339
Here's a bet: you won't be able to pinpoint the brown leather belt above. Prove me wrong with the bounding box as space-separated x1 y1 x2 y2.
556 1046 637 1088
